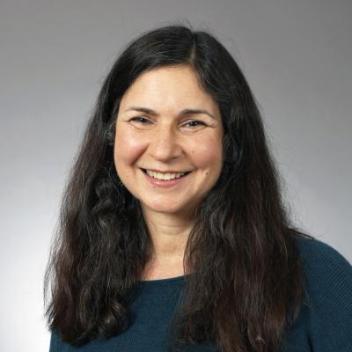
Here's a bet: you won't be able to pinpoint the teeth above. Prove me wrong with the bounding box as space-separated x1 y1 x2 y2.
146 170 187 180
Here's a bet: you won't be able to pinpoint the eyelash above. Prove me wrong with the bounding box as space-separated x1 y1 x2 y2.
129 116 151 124
129 116 206 128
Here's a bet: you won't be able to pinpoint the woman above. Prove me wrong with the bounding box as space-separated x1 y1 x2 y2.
45 25 352 352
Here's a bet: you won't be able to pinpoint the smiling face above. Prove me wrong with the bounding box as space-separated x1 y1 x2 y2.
114 65 224 219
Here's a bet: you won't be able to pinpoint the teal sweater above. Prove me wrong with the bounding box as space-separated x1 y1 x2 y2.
49 236 352 351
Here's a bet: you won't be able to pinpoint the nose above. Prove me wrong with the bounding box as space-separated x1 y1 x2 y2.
148 124 182 161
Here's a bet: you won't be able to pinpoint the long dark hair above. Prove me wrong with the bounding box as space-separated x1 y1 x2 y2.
45 24 310 352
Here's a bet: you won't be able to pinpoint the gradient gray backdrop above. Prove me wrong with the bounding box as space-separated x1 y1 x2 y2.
1 0 351 351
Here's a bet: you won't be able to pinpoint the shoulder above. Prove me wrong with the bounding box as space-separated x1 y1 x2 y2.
49 329 60 352
294 234 352 298
294 234 352 288
294 234 351 265
288 234 352 350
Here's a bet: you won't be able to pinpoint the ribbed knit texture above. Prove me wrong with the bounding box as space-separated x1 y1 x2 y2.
49 236 352 351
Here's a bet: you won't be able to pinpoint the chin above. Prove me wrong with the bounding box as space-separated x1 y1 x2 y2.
142 200 191 216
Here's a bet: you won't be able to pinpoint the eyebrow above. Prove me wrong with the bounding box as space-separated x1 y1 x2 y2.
124 106 216 120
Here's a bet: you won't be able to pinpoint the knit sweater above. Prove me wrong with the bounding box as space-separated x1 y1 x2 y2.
49 236 352 351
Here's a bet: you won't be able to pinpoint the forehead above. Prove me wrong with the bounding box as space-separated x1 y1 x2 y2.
119 65 219 113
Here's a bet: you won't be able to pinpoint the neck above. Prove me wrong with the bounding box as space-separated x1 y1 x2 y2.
142 208 194 261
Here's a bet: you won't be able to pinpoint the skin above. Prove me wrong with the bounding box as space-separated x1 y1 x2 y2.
114 65 224 279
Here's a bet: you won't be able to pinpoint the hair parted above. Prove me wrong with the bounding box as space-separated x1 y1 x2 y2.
44 24 310 352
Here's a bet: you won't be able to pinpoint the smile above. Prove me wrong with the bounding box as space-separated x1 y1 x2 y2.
140 168 192 187
142 169 191 180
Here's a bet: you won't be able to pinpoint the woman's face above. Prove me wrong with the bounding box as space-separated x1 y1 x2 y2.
114 65 224 218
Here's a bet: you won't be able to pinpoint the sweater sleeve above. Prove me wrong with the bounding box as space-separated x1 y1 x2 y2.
293 237 352 351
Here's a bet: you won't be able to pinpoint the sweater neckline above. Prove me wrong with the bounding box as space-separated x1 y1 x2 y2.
137 274 187 287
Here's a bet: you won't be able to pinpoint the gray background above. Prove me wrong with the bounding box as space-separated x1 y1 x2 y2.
1 0 351 351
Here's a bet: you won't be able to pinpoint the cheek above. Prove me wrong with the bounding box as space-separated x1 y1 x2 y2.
114 127 147 167
190 136 223 171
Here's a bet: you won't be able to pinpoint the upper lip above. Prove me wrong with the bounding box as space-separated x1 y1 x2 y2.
141 168 191 174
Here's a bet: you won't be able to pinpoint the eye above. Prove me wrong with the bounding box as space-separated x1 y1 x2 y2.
182 120 207 128
129 116 152 124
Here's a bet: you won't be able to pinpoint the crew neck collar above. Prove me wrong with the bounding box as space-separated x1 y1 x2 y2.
137 274 188 287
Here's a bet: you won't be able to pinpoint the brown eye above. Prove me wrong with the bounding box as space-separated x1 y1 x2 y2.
182 120 207 128
129 116 152 124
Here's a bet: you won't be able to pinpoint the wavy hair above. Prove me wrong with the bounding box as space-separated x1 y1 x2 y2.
45 24 310 352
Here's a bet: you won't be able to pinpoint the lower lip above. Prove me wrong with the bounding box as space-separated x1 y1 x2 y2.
142 170 191 188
